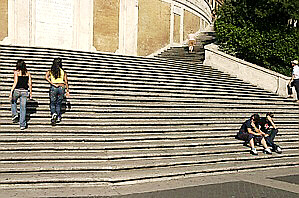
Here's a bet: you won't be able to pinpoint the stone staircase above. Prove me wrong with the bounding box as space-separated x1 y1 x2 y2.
0 44 299 191
156 31 216 63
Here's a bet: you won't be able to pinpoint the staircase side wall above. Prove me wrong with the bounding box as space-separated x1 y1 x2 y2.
93 0 119 53
204 44 292 97
0 0 221 56
137 0 171 56
0 0 8 42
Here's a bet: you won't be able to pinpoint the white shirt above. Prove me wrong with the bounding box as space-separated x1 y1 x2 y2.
293 65 299 79
188 34 196 41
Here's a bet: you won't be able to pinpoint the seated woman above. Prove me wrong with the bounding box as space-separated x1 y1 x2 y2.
260 112 282 154
237 114 272 155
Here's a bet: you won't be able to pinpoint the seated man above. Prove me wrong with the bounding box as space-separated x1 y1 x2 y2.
260 112 282 154
237 114 272 155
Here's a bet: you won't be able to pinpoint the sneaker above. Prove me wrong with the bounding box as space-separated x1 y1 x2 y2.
250 148 258 155
20 126 26 130
51 113 57 126
56 116 61 123
243 141 249 146
12 115 18 123
275 146 282 154
264 148 272 154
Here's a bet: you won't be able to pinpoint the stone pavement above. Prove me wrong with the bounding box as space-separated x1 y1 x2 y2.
1 166 298 197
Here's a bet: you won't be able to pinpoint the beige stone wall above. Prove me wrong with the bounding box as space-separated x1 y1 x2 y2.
173 14 180 43
0 0 8 41
138 0 171 56
183 10 200 40
93 0 119 52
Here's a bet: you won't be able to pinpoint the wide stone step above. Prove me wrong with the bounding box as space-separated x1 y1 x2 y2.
0 45 174 64
1 74 252 89
0 67 234 82
0 123 298 131
1 83 282 101
0 92 291 105
0 148 298 173
0 58 198 71
0 118 299 131
1 110 298 119
0 131 296 145
0 141 296 154
1 101 298 112
0 55 186 71
1 80 278 99
0 128 296 139
0 156 298 187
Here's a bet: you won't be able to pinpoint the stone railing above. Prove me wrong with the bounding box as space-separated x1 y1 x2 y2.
204 44 291 97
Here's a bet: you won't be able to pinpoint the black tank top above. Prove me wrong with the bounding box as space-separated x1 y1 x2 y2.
15 76 29 89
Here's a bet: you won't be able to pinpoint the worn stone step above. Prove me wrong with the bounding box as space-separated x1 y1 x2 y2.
0 156 298 187
0 142 296 154
1 110 298 119
1 124 297 133
0 149 297 174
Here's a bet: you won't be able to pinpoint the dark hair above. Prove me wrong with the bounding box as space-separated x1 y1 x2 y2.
50 58 63 79
16 60 27 76
55 58 62 69
266 112 274 118
251 114 260 122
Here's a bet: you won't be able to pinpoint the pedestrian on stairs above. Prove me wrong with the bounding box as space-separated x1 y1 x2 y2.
9 60 32 130
288 60 299 103
237 114 272 155
188 30 196 53
45 58 70 126
260 112 282 154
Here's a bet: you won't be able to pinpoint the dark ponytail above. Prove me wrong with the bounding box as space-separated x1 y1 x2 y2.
51 58 62 79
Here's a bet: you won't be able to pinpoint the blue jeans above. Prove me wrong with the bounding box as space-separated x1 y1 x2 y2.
50 85 65 118
265 129 279 149
294 79 299 100
11 89 28 127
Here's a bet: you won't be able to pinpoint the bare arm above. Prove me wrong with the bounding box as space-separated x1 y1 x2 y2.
267 115 277 129
64 72 70 97
9 71 18 100
250 121 267 136
247 128 261 136
28 71 32 99
45 71 51 84
289 75 294 84
64 72 69 92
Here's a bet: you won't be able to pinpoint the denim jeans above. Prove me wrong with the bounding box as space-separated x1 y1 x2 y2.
50 85 65 118
11 89 28 128
294 79 299 100
265 129 279 149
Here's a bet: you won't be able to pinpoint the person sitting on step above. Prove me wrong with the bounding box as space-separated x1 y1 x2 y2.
237 114 272 155
45 58 70 126
259 112 282 154
9 60 32 130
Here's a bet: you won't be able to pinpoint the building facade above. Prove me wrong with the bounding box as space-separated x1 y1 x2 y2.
0 0 222 56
